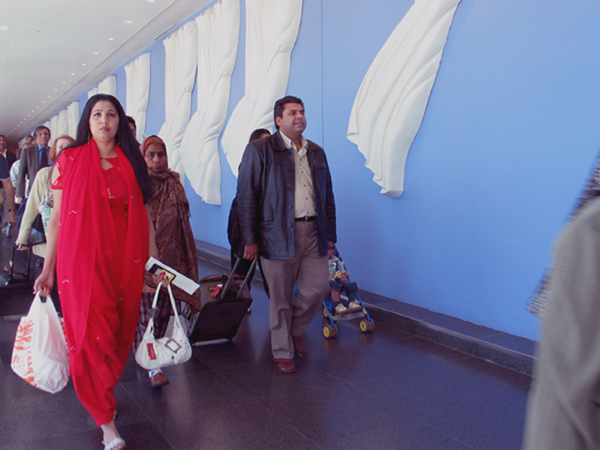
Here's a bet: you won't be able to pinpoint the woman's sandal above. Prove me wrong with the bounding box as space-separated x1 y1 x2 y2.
103 437 126 450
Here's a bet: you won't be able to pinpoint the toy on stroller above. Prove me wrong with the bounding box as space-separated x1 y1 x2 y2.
322 246 374 338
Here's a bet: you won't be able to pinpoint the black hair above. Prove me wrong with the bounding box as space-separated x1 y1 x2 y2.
71 94 151 203
249 128 270 143
273 96 304 129
34 126 50 138
126 116 136 128
0 135 6 141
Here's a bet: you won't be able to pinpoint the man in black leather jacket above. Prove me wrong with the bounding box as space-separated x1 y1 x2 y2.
237 96 336 373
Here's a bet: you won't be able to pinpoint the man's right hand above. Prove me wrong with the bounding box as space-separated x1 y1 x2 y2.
243 243 259 260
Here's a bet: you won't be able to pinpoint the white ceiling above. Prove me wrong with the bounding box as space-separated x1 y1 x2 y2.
0 0 212 146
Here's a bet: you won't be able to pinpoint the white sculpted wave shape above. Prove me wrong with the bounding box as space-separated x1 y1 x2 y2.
221 0 302 177
158 21 198 180
179 0 240 205
348 0 461 198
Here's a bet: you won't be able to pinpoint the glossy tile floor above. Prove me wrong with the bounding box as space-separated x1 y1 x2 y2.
0 237 531 449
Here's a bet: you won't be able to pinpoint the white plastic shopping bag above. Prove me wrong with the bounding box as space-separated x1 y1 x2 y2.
11 293 69 394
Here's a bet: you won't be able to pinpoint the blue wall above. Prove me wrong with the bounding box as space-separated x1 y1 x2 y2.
72 1 600 341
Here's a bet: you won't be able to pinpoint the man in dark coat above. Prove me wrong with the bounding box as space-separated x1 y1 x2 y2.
237 96 336 374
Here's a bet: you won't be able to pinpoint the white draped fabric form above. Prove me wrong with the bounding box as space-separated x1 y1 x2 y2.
49 116 58 146
179 0 240 205
57 110 69 137
348 0 461 198
158 21 198 179
67 102 80 138
88 75 117 99
221 0 302 177
125 53 151 143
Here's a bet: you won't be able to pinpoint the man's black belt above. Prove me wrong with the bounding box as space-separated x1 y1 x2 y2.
295 216 317 222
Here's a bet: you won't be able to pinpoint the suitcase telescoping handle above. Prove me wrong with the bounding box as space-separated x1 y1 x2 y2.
220 258 258 300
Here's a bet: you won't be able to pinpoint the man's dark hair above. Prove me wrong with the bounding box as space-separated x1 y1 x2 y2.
273 96 304 129
72 94 151 203
249 129 270 142
0 134 6 141
34 126 50 138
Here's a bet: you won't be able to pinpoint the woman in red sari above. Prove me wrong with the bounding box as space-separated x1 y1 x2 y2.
34 94 157 450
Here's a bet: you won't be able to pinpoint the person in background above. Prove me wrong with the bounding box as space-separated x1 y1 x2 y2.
16 126 51 203
0 135 16 230
34 94 157 450
0 152 16 230
126 116 141 151
16 135 74 256
0 135 16 168
237 96 336 374
522 196 600 450
227 128 272 307
133 135 201 389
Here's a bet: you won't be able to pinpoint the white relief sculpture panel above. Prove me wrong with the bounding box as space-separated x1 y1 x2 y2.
179 0 240 205
158 21 198 180
125 53 151 143
348 0 461 198
221 0 302 177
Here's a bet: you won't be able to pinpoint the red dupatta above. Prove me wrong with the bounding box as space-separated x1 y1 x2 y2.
55 139 148 376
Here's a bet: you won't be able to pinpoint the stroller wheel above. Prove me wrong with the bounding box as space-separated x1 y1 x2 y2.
323 324 337 339
323 306 329 318
360 319 374 333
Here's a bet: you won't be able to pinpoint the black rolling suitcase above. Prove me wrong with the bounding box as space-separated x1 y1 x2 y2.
5 245 32 286
189 259 256 343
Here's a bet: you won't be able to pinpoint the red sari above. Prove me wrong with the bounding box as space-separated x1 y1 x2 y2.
52 140 148 425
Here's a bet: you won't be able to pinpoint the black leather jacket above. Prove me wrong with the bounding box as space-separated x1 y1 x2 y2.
236 132 336 260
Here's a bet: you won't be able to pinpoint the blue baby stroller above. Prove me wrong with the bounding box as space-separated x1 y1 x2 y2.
322 247 374 338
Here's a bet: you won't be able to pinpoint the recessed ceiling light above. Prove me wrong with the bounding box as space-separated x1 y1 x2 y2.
62 81 66 84
92 51 99 55
36 106 39 108
107 37 114 41
54 88 58 92
124 20 133 24
147 0 155 3
81 63 86 66
47 95 51 98
42 101 45 104
0 26 8 32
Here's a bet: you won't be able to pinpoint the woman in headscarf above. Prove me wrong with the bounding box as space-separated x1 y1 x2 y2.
34 94 157 450
133 135 200 388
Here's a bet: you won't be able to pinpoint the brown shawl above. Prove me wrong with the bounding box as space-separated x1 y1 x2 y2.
144 169 201 310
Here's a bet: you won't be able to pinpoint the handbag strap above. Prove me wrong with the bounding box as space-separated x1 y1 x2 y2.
147 282 185 332
166 283 186 332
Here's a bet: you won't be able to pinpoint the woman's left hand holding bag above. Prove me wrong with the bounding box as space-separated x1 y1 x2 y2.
33 269 54 297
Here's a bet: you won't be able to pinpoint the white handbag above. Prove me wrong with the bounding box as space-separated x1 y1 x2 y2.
135 282 192 370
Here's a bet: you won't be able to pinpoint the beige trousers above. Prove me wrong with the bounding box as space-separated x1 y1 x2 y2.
260 221 329 359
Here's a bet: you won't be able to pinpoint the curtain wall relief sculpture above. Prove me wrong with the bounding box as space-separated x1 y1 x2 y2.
158 21 198 179
179 0 240 205
348 0 461 198
125 53 151 143
221 0 302 177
